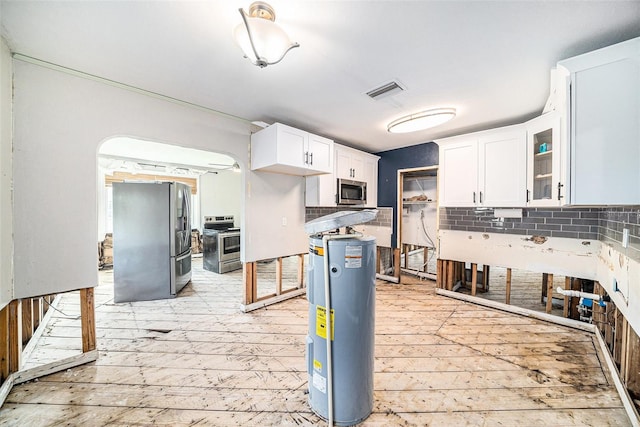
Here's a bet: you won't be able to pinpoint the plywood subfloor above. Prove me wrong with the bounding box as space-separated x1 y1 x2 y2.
0 258 631 426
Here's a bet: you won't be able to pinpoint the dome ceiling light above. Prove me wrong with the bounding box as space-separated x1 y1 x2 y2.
387 108 457 133
233 2 300 68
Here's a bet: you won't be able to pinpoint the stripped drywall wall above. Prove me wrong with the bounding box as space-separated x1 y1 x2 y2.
0 37 12 308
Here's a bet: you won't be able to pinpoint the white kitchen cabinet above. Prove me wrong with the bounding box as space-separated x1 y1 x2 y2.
335 145 367 180
557 36 640 205
437 125 526 207
251 123 333 176
438 136 478 207
526 112 563 206
478 127 527 207
305 143 379 207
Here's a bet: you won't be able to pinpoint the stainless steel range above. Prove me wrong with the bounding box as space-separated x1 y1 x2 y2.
202 216 241 274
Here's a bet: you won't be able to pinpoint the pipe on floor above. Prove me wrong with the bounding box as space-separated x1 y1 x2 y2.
556 286 602 301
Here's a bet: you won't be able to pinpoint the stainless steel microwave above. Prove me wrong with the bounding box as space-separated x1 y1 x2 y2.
337 178 367 205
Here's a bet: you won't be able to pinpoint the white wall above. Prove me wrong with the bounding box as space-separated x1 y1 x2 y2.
11 60 308 299
0 38 13 308
199 170 241 228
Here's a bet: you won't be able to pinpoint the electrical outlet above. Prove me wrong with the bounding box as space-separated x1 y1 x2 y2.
282 217 287 226
622 228 629 248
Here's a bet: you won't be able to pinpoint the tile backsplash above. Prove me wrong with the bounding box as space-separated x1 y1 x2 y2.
439 207 599 239
440 206 640 262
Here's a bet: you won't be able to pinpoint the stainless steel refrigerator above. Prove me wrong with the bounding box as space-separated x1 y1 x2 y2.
113 181 192 303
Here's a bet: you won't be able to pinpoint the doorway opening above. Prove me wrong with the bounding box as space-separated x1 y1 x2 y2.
397 166 438 280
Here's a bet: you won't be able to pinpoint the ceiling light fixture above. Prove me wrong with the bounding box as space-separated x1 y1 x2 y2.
207 161 241 173
387 108 457 133
233 2 299 68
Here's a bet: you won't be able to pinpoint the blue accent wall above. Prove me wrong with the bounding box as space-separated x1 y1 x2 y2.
376 142 439 247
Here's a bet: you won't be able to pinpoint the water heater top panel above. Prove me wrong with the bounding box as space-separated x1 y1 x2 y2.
304 209 378 235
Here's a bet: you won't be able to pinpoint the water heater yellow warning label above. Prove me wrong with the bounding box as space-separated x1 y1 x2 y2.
309 245 324 256
316 305 335 340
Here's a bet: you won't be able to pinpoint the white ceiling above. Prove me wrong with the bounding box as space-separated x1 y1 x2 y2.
2 1 639 154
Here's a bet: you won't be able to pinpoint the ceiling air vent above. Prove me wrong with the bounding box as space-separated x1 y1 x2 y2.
366 80 405 100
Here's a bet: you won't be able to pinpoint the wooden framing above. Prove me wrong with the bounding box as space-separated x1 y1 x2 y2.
32 298 41 330
545 273 554 313
471 263 478 295
241 254 307 312
80 288 96 352
393 248 401 280
505 268 512 305
0 302 11 382
7 301 20 375
297 254 304 287
0 289 98 407
20 299 32 346
243 261 257 306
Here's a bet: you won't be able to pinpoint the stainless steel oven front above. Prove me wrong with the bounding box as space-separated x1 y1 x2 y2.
218 230 240 262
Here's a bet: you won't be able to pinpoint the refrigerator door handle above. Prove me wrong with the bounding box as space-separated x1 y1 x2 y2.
176 251 191 262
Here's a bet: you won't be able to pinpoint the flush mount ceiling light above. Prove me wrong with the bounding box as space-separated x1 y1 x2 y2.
233 2 299 68
387 108 456 133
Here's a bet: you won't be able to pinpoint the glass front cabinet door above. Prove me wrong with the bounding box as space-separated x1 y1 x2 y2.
526 112 562 206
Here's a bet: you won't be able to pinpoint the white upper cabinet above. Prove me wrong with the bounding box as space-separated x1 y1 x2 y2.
251 123 333 176
478 127 527 207
335 145 366 180
557 36 640 205
305 143 379 208
307 133 334 173
437 125 526 207
526 112 563 206
438 136 478 207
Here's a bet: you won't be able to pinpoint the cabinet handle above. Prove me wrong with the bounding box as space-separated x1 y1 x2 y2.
479 191 483 204
526 189 530 203
557 182 564 201
310 152 313 165
304 152 309 164
473 191 476 204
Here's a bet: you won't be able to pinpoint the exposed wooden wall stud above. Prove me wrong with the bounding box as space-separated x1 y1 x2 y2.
80 288 96 353
275 257 283 296
505 268 512 305
545 273 554 313
563 277 571 318
297 254 305 288
471 263 478 296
